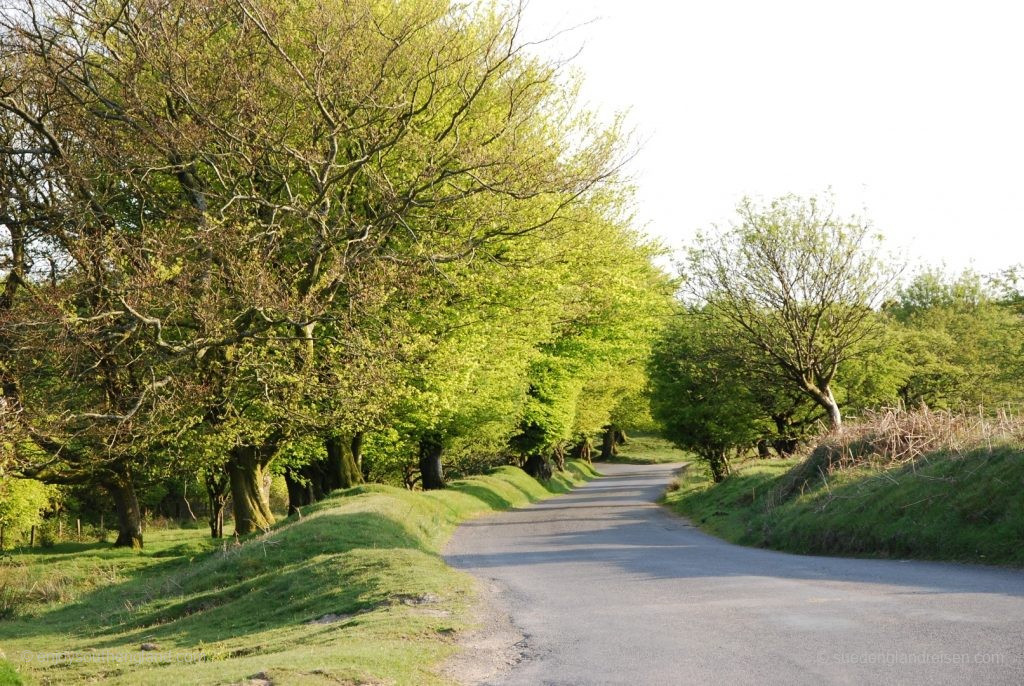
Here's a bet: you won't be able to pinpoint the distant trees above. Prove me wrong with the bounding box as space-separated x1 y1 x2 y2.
650 308 768 480
889 270 1023 410
0 475 52 549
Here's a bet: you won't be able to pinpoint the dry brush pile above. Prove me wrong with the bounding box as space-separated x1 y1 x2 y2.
767 406 1024 509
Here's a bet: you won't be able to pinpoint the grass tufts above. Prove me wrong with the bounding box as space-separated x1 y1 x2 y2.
0 462 596 685
666 409 1024 567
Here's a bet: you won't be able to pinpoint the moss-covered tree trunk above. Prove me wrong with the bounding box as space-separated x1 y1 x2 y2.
105 472 143 548
600 426 619 460
283 469 313 516
352 431 365 477
228 445 275 535
419 432 445 490
283 434 362 514
326 434 363 491
552 444 566 471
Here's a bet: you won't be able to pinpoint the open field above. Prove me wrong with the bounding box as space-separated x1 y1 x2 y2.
0 462 597 685
602 434 690 465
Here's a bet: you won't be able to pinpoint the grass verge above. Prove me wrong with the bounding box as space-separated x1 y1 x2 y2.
0 658 22 686
602 434 690 464
665 410 1024 567
0 461 598 685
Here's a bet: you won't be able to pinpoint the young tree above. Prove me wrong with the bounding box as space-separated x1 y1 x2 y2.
683 195 901 430
649 308 770 480
0 475 52 549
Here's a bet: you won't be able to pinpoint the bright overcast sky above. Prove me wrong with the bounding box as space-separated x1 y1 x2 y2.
519 0 1024 275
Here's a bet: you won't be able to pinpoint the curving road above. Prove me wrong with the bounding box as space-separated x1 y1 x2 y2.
444 462 1024 685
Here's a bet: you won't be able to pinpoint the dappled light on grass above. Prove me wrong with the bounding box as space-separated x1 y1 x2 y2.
0 462 596 685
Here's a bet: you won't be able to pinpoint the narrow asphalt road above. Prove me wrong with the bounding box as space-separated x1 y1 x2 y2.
444 462 1024 685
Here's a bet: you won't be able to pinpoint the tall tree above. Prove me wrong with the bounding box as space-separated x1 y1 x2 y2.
683 194 901 430
1 0 639 540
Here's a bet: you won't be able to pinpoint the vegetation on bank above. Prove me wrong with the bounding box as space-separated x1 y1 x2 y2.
665 408 1024 566
0 461 596 686
650 190 1024 484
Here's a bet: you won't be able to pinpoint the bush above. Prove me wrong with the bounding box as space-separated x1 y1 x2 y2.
0 477 52 550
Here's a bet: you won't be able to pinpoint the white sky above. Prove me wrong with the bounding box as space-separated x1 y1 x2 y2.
519 0 1024 275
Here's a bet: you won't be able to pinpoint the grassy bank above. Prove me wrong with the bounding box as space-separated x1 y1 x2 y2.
0 461 597 685
665 409 1024 567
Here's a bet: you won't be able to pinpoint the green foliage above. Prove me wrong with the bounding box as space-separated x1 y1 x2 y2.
649 307 774 479
888 269 1024 410
0 476 53 547
0 0 666 544
682 194 901 428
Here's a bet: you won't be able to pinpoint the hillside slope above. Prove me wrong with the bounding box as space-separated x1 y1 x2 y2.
666 411 1024 566
0 462 597 685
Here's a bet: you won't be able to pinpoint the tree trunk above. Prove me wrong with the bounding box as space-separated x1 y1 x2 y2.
418 432 445 490
824 393 842 430
351 432 365 474
204 471 229 538
600 426 618 460
283 469 313 516
105 474 144 548
707 450 732 483
551 444 566 471
523 453 552 480
228 445 275 535
326 434 363 491
805 383 842 430
571 436 592 463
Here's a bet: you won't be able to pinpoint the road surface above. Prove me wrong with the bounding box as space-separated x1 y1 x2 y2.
444 462 1024 685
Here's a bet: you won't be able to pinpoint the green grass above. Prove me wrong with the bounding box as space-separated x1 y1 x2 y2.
0 461 598 685
602 434 690 464
0 658 23 686
665 447 1024 566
